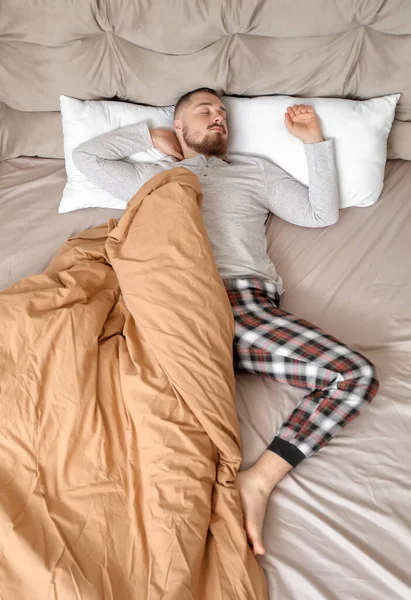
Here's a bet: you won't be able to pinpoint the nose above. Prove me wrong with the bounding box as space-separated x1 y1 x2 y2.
210 116 226 133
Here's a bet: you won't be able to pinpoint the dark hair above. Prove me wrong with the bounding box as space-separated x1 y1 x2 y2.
174 87 221 117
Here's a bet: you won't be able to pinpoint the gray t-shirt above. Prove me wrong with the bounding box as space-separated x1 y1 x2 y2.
72 122 339 296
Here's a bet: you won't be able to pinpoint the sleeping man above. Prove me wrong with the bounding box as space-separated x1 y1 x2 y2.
73 88 379 556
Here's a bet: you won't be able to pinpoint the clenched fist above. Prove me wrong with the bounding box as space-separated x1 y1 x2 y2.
284 104 324 144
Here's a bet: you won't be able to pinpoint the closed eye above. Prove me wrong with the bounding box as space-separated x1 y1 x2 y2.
199 110 226 122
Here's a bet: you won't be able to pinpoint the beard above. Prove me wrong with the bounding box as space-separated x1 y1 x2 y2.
182 124 228 158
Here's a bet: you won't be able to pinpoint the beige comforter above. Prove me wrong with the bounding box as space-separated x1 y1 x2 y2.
0 167 268 600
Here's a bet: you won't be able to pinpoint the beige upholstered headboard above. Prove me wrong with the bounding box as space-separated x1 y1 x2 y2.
0 0 410 159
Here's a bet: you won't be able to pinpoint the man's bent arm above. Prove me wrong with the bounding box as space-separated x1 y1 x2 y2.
264 139 340 228
72 122 161 202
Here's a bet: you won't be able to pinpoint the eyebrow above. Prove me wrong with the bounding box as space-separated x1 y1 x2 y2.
194 102 227 114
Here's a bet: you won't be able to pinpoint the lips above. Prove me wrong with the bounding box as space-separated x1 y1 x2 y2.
210 126 224 134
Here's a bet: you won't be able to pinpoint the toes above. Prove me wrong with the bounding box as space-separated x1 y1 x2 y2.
246 522 266 556
253 541 266 556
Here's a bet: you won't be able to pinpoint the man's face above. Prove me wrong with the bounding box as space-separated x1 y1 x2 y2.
175 92 228 158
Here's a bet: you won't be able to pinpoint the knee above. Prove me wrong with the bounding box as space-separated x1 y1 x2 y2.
363 360 379 403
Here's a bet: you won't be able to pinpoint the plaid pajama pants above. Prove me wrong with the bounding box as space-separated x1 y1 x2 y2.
223 278 379 467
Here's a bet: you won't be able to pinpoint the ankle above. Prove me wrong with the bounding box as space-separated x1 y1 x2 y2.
250 450 293 493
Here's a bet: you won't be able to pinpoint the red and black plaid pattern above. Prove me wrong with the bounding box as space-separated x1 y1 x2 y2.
224 278 379 463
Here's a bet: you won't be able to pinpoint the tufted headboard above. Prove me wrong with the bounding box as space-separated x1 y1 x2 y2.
1 0 410 159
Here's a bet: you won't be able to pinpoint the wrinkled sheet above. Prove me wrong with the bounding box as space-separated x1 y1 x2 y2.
239 159 411 600
1 156 411 599
0 167 268 600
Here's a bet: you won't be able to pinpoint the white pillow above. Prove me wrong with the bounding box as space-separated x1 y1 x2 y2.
59 95 174 213
224 93 400 208
59 93 400 213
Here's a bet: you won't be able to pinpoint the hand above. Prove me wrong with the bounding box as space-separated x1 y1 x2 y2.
284 104 324 144
150 128 184 160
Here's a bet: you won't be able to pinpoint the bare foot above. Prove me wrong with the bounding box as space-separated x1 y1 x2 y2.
236 468 272 556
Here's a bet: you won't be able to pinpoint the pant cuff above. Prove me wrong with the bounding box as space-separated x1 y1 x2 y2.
268 436 306 468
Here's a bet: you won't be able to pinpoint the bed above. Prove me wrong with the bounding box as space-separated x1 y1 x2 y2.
1 2 410 599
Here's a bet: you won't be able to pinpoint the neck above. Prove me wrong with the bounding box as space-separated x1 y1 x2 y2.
183 148 203 159
182 148 226 161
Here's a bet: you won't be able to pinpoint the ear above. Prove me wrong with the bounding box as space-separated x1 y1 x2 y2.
174 118 182 133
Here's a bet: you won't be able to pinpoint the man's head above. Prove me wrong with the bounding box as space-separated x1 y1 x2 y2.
174 88 228 159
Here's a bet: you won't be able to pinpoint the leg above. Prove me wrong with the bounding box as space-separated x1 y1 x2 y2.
234 307 379 464
225 278 379 555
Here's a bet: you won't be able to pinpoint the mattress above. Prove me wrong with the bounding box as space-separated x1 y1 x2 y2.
1 155 410 599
